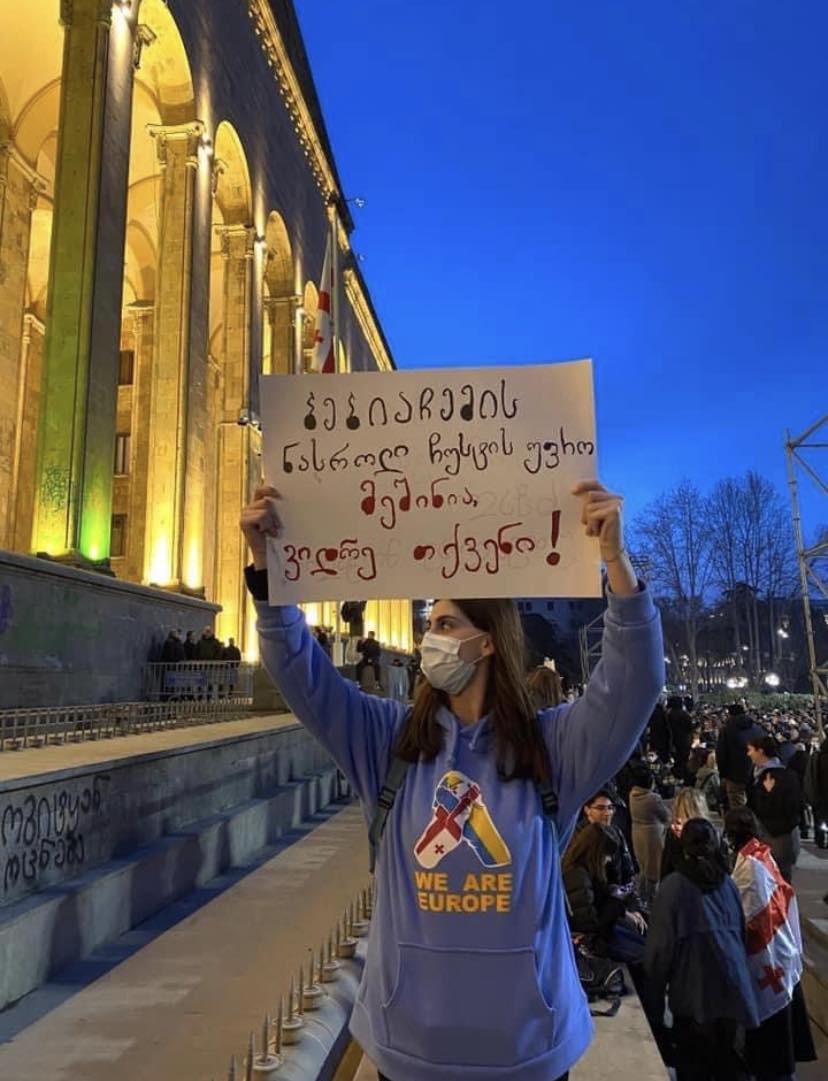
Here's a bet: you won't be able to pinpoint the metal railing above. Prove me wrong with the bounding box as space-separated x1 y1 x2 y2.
142 661 255 703
0 696 254 752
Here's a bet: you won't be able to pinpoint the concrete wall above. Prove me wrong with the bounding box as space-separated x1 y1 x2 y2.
0 550 219 708
0 539 410 709
0 719 328 907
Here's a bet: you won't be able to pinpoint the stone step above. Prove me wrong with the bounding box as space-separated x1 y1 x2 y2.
803 913 828 953
0 767 341 1011
802 918 828 1037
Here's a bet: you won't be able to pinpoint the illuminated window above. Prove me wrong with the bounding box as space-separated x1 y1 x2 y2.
118 349 135 386
114 432 131 475
111 514 127 558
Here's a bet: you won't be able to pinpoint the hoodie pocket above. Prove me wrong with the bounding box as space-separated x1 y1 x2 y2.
382 943 557 1067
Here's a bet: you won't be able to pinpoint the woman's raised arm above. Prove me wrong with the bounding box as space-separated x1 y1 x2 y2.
242 488 405 812
542 481 665 822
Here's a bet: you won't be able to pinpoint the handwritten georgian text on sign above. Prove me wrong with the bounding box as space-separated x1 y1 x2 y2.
260 361 600 602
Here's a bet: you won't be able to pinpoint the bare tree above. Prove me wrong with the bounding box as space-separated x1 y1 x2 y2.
709 472 797 679
707 478 745 660
633 480 714 699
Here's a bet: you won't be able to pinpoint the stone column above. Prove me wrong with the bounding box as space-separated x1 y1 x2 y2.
202 351 221 603
263 293 297 376
78 0 139 563
0 144 42 550
214 224 254 642
124 301 154 582
11 314 46 553
179 142 214 594
32 0 135 562
142 120 202 587
248 240 264 419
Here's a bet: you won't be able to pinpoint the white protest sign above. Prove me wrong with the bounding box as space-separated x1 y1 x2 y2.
260 360 600 603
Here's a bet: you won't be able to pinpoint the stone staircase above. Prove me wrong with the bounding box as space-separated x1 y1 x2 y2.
0 764 343 1012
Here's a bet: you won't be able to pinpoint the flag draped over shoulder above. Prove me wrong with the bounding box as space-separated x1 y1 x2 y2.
731 837 803 1023
311 236 335 374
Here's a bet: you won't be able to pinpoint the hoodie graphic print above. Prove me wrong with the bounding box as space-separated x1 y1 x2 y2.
254 584 664 1081
415 770 511 870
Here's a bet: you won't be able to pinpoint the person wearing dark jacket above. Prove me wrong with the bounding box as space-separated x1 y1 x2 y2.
183 630 197 660
747 735 801 883
562 823 647 965
223 638 242 663
645 818 759 1080
647 701 672 763
666 695 695 783
716 703 763 810
776 733 797 766
160 630 185 664
812 736 828 834
576 789 639 892
785 731 811 839
195 626 224 661
356 630 382 686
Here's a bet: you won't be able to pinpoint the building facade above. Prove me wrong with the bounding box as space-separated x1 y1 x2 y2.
0 0 411 663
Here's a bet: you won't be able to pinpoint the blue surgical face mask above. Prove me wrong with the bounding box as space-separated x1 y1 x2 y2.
419 631 486 695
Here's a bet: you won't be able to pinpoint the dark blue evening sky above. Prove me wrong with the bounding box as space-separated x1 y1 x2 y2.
295 0 827 531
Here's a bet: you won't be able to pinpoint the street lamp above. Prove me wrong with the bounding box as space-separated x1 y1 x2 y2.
764 672 781 688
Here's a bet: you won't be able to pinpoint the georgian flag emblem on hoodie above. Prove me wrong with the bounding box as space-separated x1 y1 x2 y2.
414 770 511 869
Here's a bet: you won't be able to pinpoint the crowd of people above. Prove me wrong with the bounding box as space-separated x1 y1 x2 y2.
239 480 826 1081
157 626 242 664
559 693 826 1080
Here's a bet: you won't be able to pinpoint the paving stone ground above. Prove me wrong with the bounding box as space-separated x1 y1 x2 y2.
0 803 369 1080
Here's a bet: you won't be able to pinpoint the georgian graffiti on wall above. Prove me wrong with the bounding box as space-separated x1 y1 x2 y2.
1 775 110 897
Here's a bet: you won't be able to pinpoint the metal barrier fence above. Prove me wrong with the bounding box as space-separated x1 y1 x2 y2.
0 696 253 752
142 661 255 703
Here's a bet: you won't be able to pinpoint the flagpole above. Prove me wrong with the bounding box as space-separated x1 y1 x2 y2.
329 202 341 373
329 198 344 666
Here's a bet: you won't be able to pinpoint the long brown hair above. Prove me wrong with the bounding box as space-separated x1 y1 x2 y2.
528 666 564 709
562 823 619 886
394 598 550 782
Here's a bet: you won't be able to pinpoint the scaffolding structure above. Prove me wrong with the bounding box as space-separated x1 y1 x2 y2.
579 609 605 686
785 413 828 737
578 555 651 686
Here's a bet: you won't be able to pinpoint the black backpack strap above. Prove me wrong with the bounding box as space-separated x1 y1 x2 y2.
533 716 572 916
368 755 412 873
533 712 562 849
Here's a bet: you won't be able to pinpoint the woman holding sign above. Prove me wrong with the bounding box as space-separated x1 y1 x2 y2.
241 481 663 1081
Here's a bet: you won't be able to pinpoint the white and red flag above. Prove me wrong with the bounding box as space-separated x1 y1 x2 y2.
731 837 803 1022
414 771 511 870
311 236 335 373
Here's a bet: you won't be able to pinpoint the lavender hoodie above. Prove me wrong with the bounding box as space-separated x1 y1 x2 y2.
253 575 664 1081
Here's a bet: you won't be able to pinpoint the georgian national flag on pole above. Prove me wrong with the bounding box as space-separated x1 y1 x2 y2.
311 236 335 373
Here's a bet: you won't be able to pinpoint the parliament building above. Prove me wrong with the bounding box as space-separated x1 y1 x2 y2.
0 0 412 693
